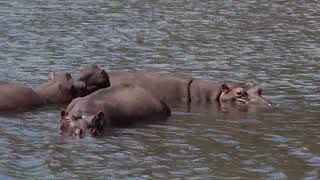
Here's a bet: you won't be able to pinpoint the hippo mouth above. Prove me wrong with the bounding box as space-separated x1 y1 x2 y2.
235 97 249 104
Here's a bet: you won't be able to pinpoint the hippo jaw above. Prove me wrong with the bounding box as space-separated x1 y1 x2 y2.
60 111 105 138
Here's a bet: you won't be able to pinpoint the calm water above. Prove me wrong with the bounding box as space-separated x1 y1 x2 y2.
0 0 319 179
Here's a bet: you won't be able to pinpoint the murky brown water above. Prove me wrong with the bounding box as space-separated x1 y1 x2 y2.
0 0 319 179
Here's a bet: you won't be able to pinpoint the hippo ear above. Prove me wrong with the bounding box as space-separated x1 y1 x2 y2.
256 87 262 95
64 73 72 80
221 84 230 93
48 72 55 80
97 111 104 120
97 111 105 124
61 110 68 118
101 70 111 87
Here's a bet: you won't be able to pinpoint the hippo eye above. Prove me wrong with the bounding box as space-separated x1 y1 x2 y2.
236 91 242 96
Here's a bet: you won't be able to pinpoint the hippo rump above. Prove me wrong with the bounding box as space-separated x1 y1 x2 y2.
0 73 86 112
60 84 171 137
77 65 273 110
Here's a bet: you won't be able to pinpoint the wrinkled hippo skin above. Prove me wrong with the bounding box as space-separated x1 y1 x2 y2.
0 73 86 112
60 84 171 137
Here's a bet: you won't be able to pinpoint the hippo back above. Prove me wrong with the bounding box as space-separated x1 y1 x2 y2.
189 80 222 104
0 81 43 111
108 72 193 109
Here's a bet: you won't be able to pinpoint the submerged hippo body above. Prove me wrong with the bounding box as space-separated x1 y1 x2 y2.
0 73 86 112
60 84 171 137
0 81 43 111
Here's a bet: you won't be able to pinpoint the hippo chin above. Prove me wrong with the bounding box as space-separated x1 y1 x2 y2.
0 73 86 112
60 84 171 138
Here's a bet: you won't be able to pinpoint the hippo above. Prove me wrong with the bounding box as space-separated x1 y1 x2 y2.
0 73 86 112
0 81 43 111
78 65 190 108
108 71 193 109
190 80 272 106
60 84 171 137
35 72 86 104
77 65 272 110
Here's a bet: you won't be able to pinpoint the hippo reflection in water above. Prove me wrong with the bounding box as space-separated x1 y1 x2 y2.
60 84 171 137
77 64 272 111
0 73 87 112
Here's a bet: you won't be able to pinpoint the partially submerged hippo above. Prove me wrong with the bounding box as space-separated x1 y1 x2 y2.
0 73 86 112
77 65 272 110
0 81 43 111
35 72 85 104
190 80 272 106
60 84 171 137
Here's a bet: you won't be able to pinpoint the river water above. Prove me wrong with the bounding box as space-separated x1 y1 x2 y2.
0 0 319 179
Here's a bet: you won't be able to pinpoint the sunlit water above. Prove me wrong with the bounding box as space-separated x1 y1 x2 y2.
0 0 319 179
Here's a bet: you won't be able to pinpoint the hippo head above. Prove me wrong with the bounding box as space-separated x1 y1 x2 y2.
60 110 106 138
78 64 110 96
246 86 272 106
218 84 250 105
36 73 86 104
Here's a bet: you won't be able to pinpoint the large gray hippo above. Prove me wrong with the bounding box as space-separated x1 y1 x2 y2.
77 65 272 110
60 84 171 137
0 73 86 112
